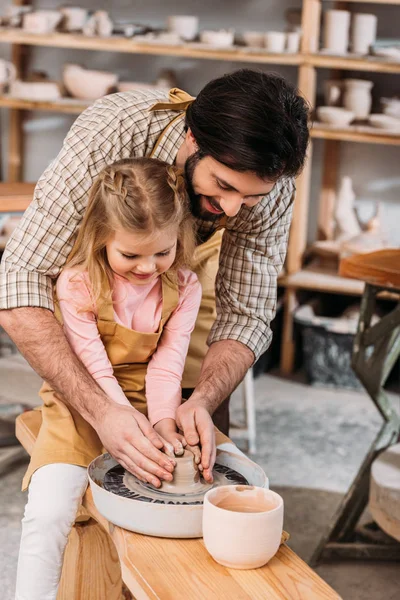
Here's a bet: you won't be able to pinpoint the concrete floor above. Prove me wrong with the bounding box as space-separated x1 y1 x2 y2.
1 354 400 599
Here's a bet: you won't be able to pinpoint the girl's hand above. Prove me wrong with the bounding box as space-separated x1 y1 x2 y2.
154 418 187 457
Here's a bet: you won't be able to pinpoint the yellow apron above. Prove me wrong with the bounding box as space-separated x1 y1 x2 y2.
22 275 179 491
149 89 225 388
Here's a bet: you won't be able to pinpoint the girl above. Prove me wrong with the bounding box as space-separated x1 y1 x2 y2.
15 157 202 600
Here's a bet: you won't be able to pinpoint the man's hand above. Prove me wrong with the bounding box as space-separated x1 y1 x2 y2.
95 404 176 488
176 399 216 483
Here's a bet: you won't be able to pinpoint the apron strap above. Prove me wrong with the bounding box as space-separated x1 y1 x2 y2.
149 87 195 112
160 275 180 325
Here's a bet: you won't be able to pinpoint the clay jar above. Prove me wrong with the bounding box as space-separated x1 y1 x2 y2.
343 79 373 120
160 450 201 493
202 485 284 569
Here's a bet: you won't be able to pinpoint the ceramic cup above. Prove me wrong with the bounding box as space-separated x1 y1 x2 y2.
264 31 286 53
322 10 351 54
286 31 301 53
202 485 284 570
60 7 88 32
242 31 265 48
167 15 199 41
351 13 377 55
343 78 373 120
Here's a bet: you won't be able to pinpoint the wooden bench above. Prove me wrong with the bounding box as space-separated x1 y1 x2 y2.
16 409 342 599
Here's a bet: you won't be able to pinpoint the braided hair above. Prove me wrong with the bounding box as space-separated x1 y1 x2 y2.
66 157 196 308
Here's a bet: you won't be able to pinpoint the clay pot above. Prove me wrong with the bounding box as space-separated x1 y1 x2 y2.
343 79 373 120
264 31 286 53
351 13 377 55
63 64 118 100
316 106 355 127
322 10 351 54
202 485 284 569
167 16 199 41
23 10 62 34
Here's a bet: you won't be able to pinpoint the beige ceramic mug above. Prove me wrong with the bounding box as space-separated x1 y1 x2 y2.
202 485 284 569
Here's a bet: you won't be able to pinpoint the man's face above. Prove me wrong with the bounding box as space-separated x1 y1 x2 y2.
184 153 275 219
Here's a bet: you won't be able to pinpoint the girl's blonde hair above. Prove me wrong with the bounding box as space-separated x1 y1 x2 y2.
66 157 196 307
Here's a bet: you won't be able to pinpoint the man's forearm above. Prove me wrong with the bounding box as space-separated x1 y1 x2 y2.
191 339 254 414
0 307 111 427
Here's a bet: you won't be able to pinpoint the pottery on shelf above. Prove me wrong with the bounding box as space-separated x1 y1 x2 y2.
324 79 343 106
351 13 377 55
199 30 235 47
202 485 284 569
264 31 286 53
83 11 113 37
286 31 301 53
9 79 62 101
0 59 17 94
343 79 373 120
22 10 63 34
368 114 400 131
316 106 355 127
381 97 400 119
334 176 361 241
322 10 351 54
60 7 88 32
3 5 32 28
63 64 118 100
242 31 265 48
167 15 199 41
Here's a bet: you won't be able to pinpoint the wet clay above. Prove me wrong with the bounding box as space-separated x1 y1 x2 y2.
160 449 203 493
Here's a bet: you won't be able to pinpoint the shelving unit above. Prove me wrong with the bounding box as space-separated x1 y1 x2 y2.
0 0 399 373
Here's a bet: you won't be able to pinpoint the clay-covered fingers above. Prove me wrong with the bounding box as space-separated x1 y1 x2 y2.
195 410 216 483
185 443 202 466
135 411 169 450
118 453 164 488
118 445 175 487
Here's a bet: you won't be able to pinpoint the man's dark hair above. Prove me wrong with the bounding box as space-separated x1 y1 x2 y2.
185 69 310 181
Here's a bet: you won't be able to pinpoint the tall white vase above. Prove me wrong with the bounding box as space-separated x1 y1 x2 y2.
323 10 351 54
351 13 378 55
343 79 373 120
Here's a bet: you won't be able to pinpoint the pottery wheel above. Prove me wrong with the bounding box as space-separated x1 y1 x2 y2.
104 463 248 505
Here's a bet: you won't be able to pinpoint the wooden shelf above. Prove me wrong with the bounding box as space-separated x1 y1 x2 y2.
0 182 35 213
279 266 365 295
0 95 89 114
306 53 400 74
311 124 400 145
0 29 301 65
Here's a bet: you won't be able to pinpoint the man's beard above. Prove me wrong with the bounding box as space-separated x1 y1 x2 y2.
184 152 222 219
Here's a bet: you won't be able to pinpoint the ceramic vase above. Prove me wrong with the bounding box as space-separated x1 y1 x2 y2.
351 13 377 55
323 10 351 54
202 485 284 569
343 79 373 119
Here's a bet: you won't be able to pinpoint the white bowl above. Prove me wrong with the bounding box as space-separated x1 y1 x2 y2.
200 30 234 47
368 114 400 130
9 80 61 101
63 64 118 100
167 15 199 41
316 106 355 127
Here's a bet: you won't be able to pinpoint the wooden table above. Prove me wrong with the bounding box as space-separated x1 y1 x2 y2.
16 410 341 600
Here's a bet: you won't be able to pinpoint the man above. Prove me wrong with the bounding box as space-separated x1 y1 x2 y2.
0 69 309 485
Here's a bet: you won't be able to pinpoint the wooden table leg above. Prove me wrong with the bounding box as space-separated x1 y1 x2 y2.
57 514 123 600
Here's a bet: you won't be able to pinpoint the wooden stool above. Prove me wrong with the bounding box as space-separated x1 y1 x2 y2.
16 409 341 600
311 250 400 563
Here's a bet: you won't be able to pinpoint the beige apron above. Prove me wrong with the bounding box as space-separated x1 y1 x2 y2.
149 89 225 388
22 275 179 491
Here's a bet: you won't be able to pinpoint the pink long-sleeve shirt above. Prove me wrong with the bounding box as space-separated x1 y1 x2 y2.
56 268 202 425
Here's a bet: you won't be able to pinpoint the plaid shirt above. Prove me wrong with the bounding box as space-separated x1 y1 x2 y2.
0 90 295 359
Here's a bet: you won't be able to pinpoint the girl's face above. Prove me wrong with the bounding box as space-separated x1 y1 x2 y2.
106 227 178 285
